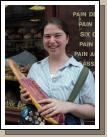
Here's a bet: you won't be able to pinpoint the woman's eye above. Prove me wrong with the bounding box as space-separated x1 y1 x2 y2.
44 34 63 39
55 34 62 38
44 35 50 39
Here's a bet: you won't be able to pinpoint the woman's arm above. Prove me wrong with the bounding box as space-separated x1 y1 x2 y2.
38 98 95 119
20 87 32 104
66 102 95 119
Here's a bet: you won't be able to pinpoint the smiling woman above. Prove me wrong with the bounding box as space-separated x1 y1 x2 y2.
20 17 95 125
43 24 69 58
4 2 97 126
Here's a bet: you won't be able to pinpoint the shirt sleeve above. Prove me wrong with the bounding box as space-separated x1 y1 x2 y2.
79 70 95 105
27 63 38 79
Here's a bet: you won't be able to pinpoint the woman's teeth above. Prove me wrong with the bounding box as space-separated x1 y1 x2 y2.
49 45 59 49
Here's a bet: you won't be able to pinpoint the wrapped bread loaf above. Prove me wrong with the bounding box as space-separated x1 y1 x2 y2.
7 59 64 124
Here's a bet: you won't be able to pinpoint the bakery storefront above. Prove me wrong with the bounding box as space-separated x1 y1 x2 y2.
5 5 95 125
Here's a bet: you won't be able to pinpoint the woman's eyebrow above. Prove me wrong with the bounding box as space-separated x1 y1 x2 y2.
44 32 64 36
55 33 64 35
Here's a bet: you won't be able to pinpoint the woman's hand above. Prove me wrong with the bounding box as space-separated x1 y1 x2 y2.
38 98 71 117
38 98 95 119
20 86 32 104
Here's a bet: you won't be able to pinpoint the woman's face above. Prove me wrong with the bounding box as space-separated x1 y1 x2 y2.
43 24 69 57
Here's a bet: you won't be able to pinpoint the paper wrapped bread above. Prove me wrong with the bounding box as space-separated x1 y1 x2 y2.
7 59 64 124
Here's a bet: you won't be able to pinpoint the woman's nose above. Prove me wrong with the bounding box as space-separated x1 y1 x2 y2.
49 36 56 43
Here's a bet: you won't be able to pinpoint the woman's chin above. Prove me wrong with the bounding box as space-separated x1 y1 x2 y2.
49 51 59 57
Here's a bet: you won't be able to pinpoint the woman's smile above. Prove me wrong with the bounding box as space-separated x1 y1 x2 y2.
43 24 69 56
48 45 60 51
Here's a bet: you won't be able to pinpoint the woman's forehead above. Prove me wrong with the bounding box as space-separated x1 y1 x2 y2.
44 24 64 33
44 23 62 30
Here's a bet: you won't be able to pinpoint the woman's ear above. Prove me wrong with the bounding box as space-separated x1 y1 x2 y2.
66 35 70 44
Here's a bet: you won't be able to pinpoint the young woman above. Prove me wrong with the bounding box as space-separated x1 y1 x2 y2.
20 17 95 125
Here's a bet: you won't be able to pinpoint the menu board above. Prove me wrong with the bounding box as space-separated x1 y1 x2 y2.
57 5 95 73
72 9 95 73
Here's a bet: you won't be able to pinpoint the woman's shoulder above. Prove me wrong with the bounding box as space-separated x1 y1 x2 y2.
27 57 48 78
30 57 48 69
69 56 83 70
